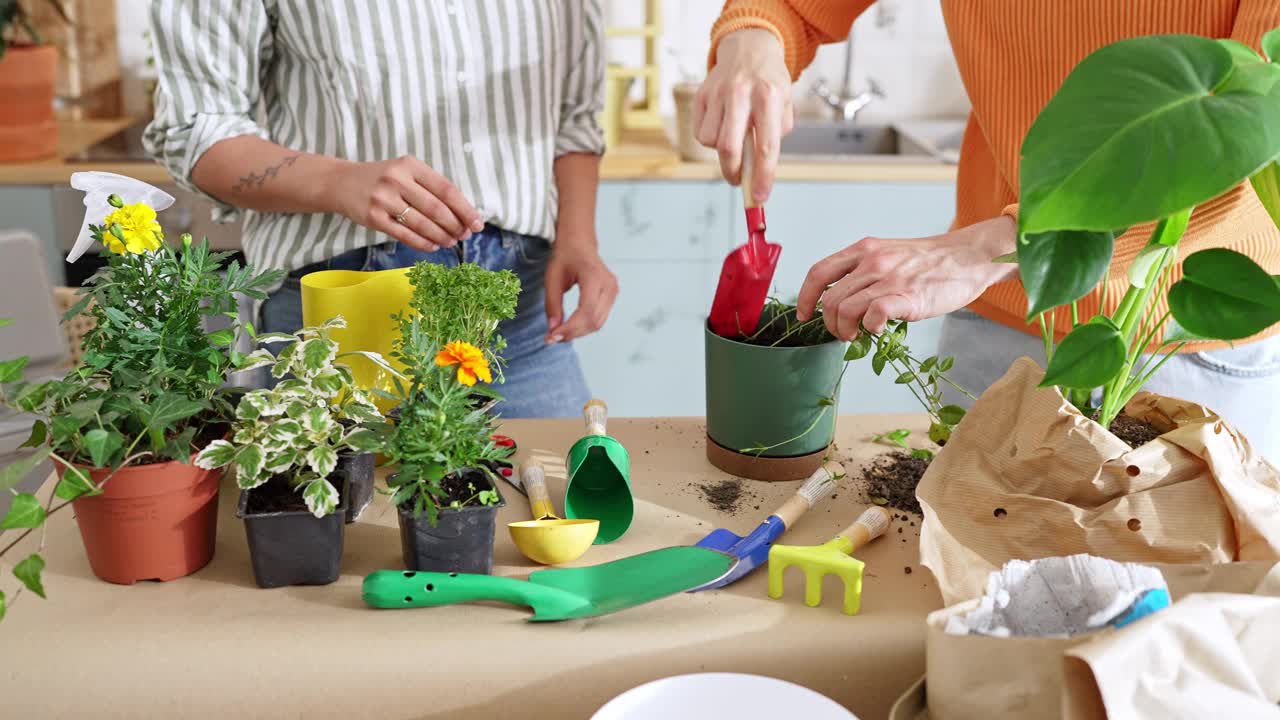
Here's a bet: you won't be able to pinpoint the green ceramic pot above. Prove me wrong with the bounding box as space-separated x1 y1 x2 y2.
704 319 847 458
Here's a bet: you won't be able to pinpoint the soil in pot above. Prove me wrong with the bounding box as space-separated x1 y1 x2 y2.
397 468 505 575
729 310 836 347
239 477 348 589
860 451 931 515
1108 414 1162 449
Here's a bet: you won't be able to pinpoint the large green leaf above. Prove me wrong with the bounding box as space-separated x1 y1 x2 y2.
1040 321 1127 389
1168 249 1280 340
0 447 51 493
306 445 338 477
1020 34 1280 234
1018 229 1115 319
0 492 46 529
13 553 45 599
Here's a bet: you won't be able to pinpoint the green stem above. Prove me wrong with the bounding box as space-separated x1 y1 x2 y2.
1038 312 1054 364
1071 301 1079 328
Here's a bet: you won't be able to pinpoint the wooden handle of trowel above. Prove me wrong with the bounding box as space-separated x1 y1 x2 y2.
521 459 556 520
774 461 844 527
583 399 608 437
837 506 892 551
741 132 760 210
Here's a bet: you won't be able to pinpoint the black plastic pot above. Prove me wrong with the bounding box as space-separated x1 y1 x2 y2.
237 479 349 589
397 470 505 575
338 451 376 523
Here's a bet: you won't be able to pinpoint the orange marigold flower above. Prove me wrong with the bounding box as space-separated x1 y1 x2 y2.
434 341 492 387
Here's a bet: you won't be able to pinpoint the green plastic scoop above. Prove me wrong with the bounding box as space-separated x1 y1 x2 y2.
362 546 735 621
565 399 632 544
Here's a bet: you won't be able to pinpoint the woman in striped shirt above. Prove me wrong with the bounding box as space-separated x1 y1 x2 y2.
144 1 616 418
697 1 1280 460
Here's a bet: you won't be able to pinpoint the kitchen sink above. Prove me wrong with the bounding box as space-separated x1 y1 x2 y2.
779 120 898 159
777 118 966 163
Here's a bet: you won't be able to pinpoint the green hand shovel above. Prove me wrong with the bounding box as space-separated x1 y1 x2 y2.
565 399 633 544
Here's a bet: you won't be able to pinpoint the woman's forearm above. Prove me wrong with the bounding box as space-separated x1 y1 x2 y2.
191 135 347 215
553 152 601 242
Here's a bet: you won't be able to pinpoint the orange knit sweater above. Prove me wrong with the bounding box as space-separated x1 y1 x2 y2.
711 0 1280 351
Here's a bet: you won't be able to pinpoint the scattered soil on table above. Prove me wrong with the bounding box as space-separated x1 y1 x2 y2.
904 566 913 574
860 451 931 515
690 476 765 515
1108 414 1163 448
246 475 345 515
698 478 745 513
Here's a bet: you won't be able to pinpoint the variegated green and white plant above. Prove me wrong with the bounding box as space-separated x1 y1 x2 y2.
195 316 395 517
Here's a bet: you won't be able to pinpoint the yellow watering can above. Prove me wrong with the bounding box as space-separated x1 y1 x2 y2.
301 268 412 411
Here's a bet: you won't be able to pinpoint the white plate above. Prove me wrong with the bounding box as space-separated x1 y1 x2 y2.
591 673 858 720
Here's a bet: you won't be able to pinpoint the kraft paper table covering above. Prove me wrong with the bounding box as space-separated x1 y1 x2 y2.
0 415 942 720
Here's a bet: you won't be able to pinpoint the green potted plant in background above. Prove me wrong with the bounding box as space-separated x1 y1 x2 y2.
0 0 67 162
196 317 389 588
384 262 519 574
915 30 1280 606
19 190 280 585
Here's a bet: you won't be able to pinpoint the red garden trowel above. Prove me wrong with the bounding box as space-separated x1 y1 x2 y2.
708 130 782 338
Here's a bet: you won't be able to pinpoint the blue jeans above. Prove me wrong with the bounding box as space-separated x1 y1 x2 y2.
938 308 1280 462
258 228 591 419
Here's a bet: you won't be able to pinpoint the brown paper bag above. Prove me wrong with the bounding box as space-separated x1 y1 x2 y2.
917 356 1280 606
922 562 1278 720
1062 563 1280 720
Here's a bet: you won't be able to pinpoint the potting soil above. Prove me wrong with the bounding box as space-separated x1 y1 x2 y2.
1108 414 1163 449
860 451 930 515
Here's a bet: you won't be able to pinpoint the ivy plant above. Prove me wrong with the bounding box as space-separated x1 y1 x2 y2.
195 317 392 518
1011 30 1280 426
739 301 972 454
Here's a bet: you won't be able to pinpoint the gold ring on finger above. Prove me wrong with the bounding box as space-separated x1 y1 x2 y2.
395 206 412 225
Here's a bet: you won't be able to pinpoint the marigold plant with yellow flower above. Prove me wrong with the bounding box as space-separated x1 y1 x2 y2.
434 341 492 387
101 201 164 254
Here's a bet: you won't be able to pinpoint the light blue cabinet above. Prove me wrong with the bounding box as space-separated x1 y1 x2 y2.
577 179 957 418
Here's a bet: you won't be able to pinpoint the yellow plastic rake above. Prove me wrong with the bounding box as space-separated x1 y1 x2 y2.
766 506 892 615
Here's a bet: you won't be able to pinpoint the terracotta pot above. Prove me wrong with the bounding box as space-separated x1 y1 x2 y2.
0 45 58 163
66 458 221 585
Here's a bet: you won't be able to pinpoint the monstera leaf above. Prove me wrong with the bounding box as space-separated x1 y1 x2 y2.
1020 34 1280 235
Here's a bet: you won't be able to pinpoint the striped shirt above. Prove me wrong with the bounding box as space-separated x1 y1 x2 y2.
143 0 605 277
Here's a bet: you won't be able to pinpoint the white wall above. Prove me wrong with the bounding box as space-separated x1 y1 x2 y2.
116 0 968 122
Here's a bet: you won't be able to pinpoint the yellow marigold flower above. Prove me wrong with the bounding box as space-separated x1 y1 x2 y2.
102 202 164 255
434 341 492 387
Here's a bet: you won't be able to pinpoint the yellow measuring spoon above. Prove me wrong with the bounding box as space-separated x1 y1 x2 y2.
508 459 600 565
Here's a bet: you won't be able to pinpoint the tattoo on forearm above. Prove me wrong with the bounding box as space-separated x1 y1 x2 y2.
232 154 301 194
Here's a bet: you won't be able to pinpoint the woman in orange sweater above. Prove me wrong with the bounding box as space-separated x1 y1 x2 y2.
698 0 1280 459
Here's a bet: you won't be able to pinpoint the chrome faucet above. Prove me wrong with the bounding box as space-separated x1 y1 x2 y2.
810 28 885 122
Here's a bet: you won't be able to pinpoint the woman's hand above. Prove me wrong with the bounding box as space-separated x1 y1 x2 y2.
796 216 1019 340
694 28 793 205
321 156 485 253
544 234 619 344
